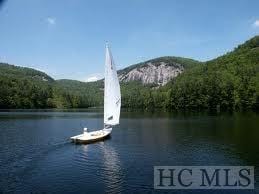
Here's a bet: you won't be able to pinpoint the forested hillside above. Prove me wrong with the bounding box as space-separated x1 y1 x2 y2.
0 63 53 81
0 64 53 108
54 79 103 108
164 35 259 111
0 36 258 111
0 64 104 109
0 54 200 109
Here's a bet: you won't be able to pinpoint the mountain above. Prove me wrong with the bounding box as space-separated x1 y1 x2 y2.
164 35 259 110
55 79 103 107
0 63 54 109
118 56 201 86
0 63 54 82
0 35 258 110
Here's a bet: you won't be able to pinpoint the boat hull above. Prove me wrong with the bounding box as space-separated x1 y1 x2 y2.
70 128 112 144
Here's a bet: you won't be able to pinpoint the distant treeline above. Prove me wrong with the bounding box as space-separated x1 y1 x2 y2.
0 36 258 111
0 64 103 109
122 36 259 111
163 36 259 111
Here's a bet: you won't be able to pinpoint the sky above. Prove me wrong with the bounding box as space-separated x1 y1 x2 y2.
0 0 259 82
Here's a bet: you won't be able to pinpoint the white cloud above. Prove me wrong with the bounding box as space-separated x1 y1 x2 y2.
84 73 103 82
86 76 99 82
253 19 259 27
46 17 56 25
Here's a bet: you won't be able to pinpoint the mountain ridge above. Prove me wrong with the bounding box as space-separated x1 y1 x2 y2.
0 35 258 110
0 62 54 82
118 56 201 85
164 35 259 110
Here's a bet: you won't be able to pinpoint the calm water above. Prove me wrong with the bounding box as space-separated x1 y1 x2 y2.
0 110 258 194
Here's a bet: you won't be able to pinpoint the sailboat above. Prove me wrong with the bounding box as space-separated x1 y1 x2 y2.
70 44 121 144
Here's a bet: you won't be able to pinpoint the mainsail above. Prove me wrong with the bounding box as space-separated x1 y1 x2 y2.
104 44 121 126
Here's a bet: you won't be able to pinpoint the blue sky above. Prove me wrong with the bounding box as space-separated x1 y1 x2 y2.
0 0 258 81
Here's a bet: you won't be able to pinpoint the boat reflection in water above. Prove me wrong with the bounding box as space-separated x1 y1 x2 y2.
79 139 123 193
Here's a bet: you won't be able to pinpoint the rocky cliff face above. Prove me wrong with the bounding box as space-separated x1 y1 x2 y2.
118 60 184 86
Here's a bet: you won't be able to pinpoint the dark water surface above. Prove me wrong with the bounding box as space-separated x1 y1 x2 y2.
0 110 258 193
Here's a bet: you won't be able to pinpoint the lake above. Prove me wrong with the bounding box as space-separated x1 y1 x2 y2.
0 110 258 193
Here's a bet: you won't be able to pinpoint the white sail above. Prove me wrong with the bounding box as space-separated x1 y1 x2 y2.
104 44 121 126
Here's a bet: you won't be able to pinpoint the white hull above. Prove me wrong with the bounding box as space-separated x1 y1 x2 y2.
70 128 112 144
